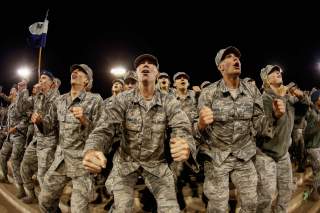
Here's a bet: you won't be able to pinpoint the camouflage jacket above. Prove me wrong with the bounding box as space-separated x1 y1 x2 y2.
195 79 275 166
51 90 103 177
174 90 198 122
6 89 30 136
84 88 197 177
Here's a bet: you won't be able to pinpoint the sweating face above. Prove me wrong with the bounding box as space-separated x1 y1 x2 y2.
158 77 170 91
136 59 159 84
267 70 283 86
71 69 89 88
124 79 137 91
112 82 123 93
40 75 54 92
174 75 189 90
218 53 241 77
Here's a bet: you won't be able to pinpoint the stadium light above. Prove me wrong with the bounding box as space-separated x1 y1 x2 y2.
17 66 31 79
110 66 126 77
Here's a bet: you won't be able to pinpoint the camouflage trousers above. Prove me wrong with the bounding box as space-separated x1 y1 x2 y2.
39 161 95 213
20 139 38 190
255 152 293 213
36 139 56 188
203 155 257 213
0 134 25 184
106 165 180 213
307 148 320 193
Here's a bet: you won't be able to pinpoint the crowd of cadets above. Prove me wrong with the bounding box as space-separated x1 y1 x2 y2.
0 46 319 213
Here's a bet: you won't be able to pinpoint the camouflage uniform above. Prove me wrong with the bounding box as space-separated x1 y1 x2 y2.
36 88 60 187
304 101 320 193
256 65 309 213
38 90 103 213
20 95 38 201
0 89 29 190
195 79 275 213
173 89 199 209
84 88 197 213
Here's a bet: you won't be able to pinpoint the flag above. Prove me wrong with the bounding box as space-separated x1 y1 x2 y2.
29 19 49 48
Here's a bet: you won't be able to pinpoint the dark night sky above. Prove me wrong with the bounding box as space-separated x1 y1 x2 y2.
1 4 320 99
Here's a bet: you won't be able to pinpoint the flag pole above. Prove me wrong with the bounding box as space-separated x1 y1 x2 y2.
37 9 49 82
37 47 42 81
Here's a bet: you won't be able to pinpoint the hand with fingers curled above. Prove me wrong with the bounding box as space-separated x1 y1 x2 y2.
198 106 214 130
31 112 42 124
70 106 87 126
272 98 286 119
83 150 107 174
170 137 190 162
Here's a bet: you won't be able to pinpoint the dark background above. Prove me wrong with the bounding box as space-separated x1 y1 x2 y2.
0 4 320 100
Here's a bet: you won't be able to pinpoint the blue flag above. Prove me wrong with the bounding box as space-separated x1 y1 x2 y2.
29 20 49 48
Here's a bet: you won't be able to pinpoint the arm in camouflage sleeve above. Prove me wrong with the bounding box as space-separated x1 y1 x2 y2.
166 94 198 169
193 87 212 144
255 90 277 138
83 93 125 155
38 95 59 135
16 89 31 113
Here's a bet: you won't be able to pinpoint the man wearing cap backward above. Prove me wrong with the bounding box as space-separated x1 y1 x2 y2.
195 46 285 212
82 53 196 213
256 65 309 212
304 90 320 199
38 64 103 213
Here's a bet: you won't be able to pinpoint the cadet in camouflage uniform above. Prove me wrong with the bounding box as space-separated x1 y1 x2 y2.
33 71 60 188
172 71 199 210
195 47 284 213
0 81 30 198
104 79 124 107
83 53 196 213
256 65 309 213
20 83 40 203
124 70 138 91
157 72 171 93
38 64 103 213
304 90 320 196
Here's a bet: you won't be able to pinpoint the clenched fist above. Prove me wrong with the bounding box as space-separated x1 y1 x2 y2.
83 150 107 173
70 107 87 125
272 99 286 119
31 112 42 124
198 106 214 130
170 137 190 162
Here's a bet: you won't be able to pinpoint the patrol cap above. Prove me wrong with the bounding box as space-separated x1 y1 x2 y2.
70 64 93 90
158 72 170 79
200 81 211 89
173 72 190 81
260 65 282 81
112 79 124 85
215 46 241 67
134 54 159 69
124 71 137 82
41 70 55 81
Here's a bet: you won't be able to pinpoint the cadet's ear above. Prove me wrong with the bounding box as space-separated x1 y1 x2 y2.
173 81 177 88
218 63 224 72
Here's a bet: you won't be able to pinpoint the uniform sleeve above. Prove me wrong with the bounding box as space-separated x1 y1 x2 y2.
166 95 198 170
83 93 126 155
252 87 276 138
